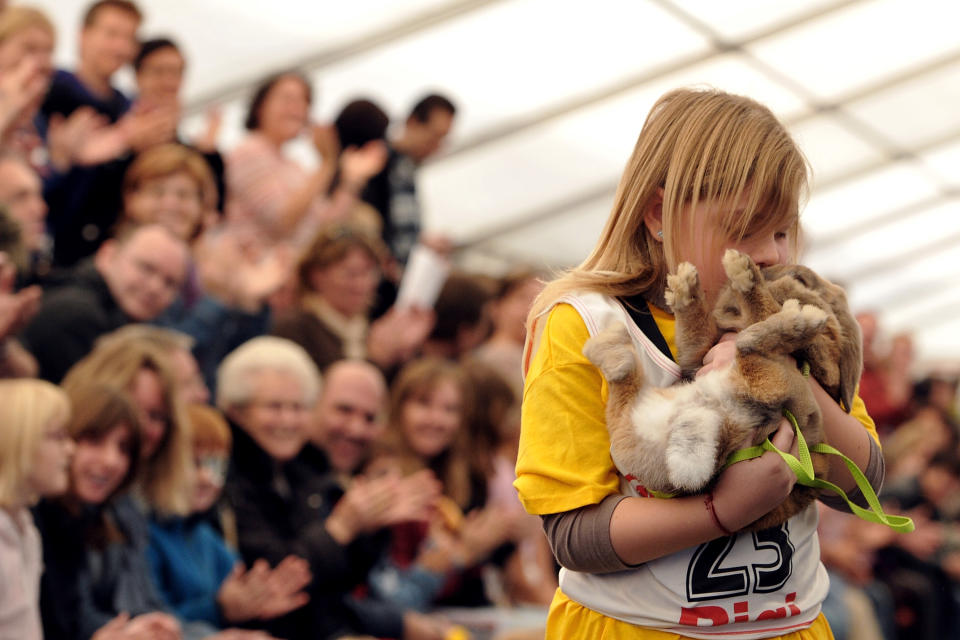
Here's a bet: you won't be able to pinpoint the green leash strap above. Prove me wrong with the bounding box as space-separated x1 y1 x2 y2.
724 410 914 533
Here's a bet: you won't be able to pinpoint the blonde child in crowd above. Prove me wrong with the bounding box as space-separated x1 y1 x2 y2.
515 88 882 639
0 380 73 640
33 380 175 640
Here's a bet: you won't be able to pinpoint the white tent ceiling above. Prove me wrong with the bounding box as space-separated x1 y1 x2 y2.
38 0 960 370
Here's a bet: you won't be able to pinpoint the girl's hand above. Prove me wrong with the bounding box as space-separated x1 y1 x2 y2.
696 333 738 378
710 419 798 532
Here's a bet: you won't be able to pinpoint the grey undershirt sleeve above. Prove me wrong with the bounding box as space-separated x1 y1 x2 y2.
541 437 883 574
818 435 885 511
540 493 635 574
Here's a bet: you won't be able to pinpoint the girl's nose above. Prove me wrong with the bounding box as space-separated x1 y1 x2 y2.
749 236 781 269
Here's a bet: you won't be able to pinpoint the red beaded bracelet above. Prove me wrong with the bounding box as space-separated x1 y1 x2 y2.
705 492 734 536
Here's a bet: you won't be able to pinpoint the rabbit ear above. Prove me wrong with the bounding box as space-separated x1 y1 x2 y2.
836 311 864 413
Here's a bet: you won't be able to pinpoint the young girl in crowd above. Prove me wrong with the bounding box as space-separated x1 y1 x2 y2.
0 379 72 640
62 331 194 519
147 404 311 629
32 381 163 640
515 88 883 639
367 357 520 611
50 333 263 640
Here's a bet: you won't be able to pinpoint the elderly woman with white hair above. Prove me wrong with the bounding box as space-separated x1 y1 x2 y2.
217 337 407 640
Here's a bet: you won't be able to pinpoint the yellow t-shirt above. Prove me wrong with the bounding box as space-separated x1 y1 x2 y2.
516 302 876 639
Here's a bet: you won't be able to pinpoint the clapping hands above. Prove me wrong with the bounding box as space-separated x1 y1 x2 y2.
217 555 312 623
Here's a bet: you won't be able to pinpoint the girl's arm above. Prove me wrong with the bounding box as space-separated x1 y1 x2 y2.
609 420 799 566
809 377 878 493
519 305 799 569
541 421 801 570
703 338 883 507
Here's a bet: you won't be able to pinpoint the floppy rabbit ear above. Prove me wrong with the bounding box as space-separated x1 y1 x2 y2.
836 312 864 413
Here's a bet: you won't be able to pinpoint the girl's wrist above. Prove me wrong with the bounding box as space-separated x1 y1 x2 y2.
704 492 734 537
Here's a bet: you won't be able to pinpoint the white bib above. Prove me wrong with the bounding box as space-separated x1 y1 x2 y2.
543 293 829 639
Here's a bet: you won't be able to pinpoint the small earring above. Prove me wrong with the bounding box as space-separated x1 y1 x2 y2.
657 230 663 238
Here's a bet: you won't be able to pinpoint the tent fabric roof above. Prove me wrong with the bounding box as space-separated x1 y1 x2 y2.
38 0 960 369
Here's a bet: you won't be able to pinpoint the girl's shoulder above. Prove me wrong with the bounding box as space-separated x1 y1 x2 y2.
528 293 678 382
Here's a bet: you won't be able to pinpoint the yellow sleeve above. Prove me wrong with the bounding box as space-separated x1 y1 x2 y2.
849 389 880 446
514 304 620 515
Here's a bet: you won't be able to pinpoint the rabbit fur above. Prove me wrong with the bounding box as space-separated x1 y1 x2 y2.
582 250 862 532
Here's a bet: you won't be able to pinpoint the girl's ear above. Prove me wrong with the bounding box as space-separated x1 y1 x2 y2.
643 187 665 241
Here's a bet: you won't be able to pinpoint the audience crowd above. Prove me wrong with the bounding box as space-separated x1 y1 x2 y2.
0 2 956 640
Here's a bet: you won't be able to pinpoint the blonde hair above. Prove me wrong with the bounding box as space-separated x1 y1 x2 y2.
0 6 55 45
62 329 193 515
529 88 809 321
0 379 70 508
386 357 474 509
103 323 194 352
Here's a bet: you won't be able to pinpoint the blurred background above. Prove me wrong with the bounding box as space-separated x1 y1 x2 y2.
36 0 960 369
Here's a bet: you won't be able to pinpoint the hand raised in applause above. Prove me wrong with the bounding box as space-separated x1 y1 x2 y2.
217 556 311 623
367 305 435 368
339 140 387 189
46 106 108 171
0 57 48 142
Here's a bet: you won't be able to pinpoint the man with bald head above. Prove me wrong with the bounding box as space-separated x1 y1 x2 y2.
306 359 454 639
313 359 388 477
20 222 189 381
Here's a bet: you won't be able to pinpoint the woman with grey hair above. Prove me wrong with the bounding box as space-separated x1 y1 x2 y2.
218 337 404 640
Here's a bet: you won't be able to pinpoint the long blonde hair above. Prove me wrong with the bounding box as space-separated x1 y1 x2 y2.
62 329 193 515
529 88 809 322
0 379 70 508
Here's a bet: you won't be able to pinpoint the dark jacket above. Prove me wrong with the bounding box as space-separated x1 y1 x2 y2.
33 496 216 640
223 421 401 639
18 260 131 382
